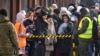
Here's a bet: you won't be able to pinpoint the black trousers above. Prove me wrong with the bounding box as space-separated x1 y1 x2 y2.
94 40 99 56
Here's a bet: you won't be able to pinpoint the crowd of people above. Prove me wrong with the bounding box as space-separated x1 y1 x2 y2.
0 2 100 56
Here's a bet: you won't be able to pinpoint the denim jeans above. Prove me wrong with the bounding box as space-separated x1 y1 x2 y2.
88 41 94 56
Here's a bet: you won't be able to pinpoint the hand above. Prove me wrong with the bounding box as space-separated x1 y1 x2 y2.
26 33 30 37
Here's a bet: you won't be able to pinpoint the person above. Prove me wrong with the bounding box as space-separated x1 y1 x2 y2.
68 4 80 47
45 14 57 56
77 7 93 56
88 8 98 56
32 10 48 56
90 5 99 56
23 11 35 56
59 7 72 19
52 9 62 34
50 3 58 15
0 9 19 56
56 14 73 56
67 3 77 15
14 10 29 56
34 6 42 19
35 10 48 35
23 11 35 35
67 3 79 23
97 10 100 56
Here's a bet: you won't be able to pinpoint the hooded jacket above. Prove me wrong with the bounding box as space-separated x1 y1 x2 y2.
0 15 18 55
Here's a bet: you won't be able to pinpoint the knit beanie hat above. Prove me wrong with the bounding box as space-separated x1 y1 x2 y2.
35 6 41 11
41 10 47 16
0 9 7 16
53 9 60 14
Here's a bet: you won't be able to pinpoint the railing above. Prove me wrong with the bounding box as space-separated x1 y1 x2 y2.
28 35 72 38
28 34 77 56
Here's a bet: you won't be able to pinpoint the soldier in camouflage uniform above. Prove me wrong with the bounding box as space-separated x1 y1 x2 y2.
0 9 19 56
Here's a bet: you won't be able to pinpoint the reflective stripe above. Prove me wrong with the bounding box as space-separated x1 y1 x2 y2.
78 17 93 39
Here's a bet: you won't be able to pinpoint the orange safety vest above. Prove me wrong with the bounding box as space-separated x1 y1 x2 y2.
14 22 26 48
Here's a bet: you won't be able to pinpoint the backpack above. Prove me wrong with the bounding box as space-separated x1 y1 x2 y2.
64 22 73 35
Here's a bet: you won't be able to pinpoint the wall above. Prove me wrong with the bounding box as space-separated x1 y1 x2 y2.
0 0 11 18
0 0 75 23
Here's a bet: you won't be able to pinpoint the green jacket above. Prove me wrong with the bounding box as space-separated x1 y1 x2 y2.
0 15 18 55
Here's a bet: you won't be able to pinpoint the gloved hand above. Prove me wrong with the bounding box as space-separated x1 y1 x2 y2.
26 33 33 37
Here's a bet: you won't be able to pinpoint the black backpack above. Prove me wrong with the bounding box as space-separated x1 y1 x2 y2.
64 22 73 35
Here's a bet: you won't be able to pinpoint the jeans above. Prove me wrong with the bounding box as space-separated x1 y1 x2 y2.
88 41 94 56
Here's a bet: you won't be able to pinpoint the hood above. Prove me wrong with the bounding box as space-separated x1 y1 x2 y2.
0 15 9 23
67 4 77 12
16 11 26 23
60 7 72 18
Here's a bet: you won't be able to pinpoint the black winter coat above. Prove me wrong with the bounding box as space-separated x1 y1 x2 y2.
52 15 63 34
23 19 36 34
35 17 48 35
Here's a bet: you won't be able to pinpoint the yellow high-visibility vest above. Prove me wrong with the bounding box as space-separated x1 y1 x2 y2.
98 15 100 26
98 15 100 32
78 17 93 39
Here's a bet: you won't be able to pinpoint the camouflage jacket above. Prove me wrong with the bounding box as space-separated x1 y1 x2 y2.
0 15 18 55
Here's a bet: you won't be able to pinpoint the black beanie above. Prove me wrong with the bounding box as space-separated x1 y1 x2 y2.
53 9 60 14
0 9 7 16
41 10 47 16
35 6 41 11
47 14 52 19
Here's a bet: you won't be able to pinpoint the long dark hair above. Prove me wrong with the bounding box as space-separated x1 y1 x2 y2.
62 14 70 22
